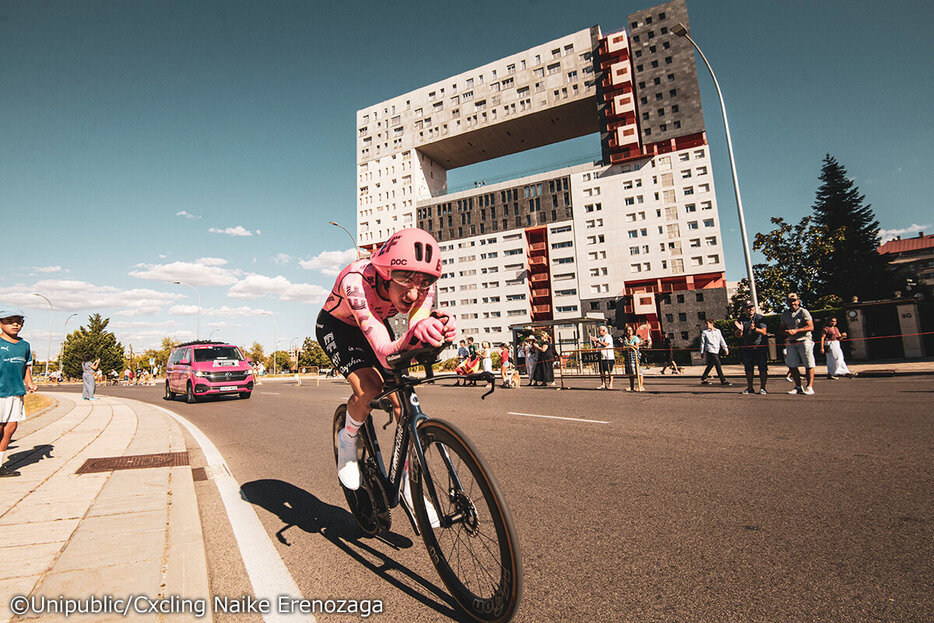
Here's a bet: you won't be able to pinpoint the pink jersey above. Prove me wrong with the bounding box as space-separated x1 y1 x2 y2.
322 259 435 366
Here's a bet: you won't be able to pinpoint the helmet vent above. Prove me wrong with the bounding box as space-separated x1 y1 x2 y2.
424 244 433 264
414 242 423 262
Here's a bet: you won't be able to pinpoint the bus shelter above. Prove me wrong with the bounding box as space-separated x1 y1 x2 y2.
507 316 610 388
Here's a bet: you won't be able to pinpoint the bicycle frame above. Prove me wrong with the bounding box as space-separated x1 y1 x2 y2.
359 370 491 532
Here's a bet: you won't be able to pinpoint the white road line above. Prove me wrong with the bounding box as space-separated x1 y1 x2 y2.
507 412 609 424
154 404 315 623
260 392 280 395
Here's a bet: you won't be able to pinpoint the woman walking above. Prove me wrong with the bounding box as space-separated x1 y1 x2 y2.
81 358 100 400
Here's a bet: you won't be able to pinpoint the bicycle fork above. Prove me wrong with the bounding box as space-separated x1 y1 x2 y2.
403 391 467 533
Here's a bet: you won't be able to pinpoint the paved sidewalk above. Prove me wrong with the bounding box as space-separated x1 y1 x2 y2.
0 393 210 623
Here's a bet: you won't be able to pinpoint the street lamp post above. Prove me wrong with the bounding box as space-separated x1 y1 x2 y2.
32 293 54 378
60 312 78 377
209 328 220 341
172 281 201 339
260 312 277 375
329 221 362 260
672 22 759 310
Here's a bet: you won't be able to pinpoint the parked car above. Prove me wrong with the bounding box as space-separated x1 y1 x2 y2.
165 340 253 403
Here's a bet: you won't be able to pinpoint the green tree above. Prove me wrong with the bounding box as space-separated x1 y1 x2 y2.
267 351 291 373
750 216 842 312
243 342 265 364
61 314 125 378
812 154 893 301
153 337 179 371
298 337 330 369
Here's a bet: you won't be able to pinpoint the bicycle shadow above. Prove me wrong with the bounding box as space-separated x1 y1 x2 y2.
240 479 472 622
7 444 54 469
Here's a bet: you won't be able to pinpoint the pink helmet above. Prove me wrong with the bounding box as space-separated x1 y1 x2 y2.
370 228 443 282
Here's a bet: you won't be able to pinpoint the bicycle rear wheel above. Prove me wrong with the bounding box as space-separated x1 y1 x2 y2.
332 405 390 537
411 419 521 623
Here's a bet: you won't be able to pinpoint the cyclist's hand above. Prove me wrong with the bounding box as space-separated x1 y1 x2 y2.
430 310 457 342
412 316 447 347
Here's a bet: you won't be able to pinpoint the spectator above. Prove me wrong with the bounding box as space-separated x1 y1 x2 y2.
524 336 538 386
659 335 680 374
82 358 100 400
465 337 480 387
621 325 643 391
455 340 469 386
735 301 769 394
699 319 731 386
780 293 816 395
0 308 38 478
499 343 513 387
535 332 557 387
590 325 615 390
481 340 493 374
821 317 853 380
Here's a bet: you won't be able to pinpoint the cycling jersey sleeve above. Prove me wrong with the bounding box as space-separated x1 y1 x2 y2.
341 271 436 368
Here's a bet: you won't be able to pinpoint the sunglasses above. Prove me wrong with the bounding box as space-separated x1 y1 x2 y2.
390 269 438 291
1 317 24 325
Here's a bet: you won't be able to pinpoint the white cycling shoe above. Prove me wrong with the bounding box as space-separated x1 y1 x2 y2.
402 468 441 529
337 428 361 490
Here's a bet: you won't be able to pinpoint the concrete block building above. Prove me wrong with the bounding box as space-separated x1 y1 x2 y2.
355 0 727 348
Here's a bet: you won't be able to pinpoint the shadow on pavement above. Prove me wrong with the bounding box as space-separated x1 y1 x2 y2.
241 478 471 622
7 444 54 469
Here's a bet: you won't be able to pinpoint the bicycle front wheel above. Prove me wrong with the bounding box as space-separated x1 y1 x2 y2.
412 419 522 623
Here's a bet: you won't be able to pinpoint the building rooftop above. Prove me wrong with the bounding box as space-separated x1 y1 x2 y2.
877 232 934 255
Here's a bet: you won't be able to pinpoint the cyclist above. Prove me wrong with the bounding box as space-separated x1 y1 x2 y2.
316 228 456 494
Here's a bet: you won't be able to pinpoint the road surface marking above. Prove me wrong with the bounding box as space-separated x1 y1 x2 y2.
507 412 609 424
155 404 315 623
260 392 280 395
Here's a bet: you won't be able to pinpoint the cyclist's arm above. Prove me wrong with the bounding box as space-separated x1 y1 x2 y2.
342 273 409 368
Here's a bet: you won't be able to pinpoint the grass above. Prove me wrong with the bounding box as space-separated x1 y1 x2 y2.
25 393 54 416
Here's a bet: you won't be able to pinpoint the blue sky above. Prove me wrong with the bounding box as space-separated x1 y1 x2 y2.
1 0 932 360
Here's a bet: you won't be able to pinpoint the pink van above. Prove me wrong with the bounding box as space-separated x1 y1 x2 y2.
165 341 253 403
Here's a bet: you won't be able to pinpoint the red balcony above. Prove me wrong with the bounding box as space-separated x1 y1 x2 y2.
532 304 552 315
528 242 546 253
530 273 550 284
528 255 547 266
531 288 550 300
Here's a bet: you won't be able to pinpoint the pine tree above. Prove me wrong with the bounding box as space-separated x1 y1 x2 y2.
61 314 126 378
812 154 892 301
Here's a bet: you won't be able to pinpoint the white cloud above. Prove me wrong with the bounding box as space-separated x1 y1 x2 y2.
170 304 274 318
129 258 241 286
299 248 358 277
879 223 931 244
273 253 292 265
209 225 256 237
177 210 201 219
0 279 181 315
32 266 63 274
227 274 329 304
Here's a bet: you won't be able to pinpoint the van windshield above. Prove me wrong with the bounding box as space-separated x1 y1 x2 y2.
193 346 244 362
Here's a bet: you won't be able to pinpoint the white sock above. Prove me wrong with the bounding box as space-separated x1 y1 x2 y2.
344 416 365 437
0 450 6 466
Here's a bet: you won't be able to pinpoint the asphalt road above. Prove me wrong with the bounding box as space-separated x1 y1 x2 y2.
81 374 934 623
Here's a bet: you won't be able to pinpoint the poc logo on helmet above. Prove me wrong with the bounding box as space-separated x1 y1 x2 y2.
390 258 407 266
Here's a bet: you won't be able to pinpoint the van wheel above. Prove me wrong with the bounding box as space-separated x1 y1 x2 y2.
239 392 251 400
186 383 198 404
164 382 176 401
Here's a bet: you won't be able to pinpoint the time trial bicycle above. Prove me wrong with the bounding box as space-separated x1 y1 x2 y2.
331 343 522 623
